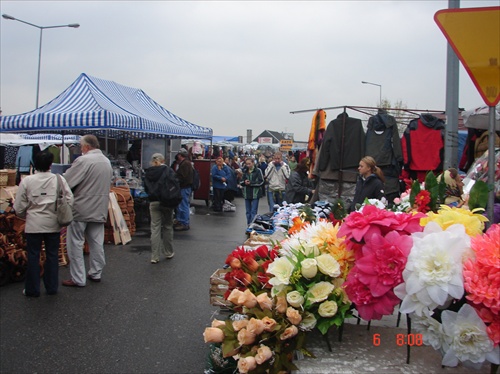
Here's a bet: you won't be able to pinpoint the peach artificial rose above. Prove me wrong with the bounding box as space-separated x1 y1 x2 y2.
280 325 299 340
256 293 273 310
238 289 258 308
203 327 224 343
286 307 303 325
228 256 242 269
237 328 257 345
255 344 273 364
227 289 244 305
211 319 226 328
247 318 265 336
276 295 288 314
237 356 257 373
262 316 278 332
232 319 249 332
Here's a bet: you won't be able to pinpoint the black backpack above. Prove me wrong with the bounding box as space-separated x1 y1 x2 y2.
158 166 182 208
192 167 201 191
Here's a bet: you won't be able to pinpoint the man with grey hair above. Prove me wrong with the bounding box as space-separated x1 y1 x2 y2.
62 135 113 287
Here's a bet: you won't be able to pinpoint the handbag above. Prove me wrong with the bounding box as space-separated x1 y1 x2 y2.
55 174 73 226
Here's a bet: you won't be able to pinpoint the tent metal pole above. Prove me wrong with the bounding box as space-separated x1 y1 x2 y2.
61 130 65 164
105 130 109 155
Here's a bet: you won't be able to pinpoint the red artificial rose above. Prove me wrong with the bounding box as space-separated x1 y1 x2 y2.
242 256 260 273
255 245 269 259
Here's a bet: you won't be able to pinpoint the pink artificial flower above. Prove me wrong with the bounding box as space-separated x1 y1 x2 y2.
389 212 426 235
464 225 500 316
344 270 401 320
471 224 500 268
463 260 500 315
487 320 500 346
355 231 413 297
338 205 397 243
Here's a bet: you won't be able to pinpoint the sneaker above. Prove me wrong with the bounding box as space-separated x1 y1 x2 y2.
166 253 175 259
151 259 159 264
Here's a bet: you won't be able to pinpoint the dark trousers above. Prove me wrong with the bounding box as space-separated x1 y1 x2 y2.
25 232 60 296
213 188 225 211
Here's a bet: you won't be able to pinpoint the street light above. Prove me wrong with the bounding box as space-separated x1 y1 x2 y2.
2 14 80 108
361 81 382 106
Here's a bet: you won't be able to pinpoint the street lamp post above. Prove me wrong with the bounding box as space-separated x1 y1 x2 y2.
361 81 382 106
2 14 79 108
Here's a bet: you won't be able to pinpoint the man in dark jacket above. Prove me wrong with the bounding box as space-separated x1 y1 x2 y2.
174 149 193 231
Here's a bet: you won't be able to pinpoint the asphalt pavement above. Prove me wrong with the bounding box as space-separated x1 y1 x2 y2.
1 197 495 374
0 197 250 374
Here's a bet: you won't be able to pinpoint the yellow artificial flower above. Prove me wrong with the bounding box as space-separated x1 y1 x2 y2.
420 205 488 237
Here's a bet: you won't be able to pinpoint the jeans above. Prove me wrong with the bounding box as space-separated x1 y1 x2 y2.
67 221 106 286
25 232 60 296
245 198 260 225
149 201 174 261
176 187 192 226
267 189 285 212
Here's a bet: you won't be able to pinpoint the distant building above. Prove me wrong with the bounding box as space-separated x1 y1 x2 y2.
253 130 288 144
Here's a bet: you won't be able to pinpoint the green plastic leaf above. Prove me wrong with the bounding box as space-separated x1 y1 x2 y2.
409 179 421 206
468 180 491 210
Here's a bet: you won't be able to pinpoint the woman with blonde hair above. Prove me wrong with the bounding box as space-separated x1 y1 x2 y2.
350 156 386 212
144 153 175 263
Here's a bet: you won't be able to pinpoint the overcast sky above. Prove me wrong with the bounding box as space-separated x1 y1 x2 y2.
0 0 497 141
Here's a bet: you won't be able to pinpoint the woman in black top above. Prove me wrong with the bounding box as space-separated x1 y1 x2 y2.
350 156 385 212
285 158 314 204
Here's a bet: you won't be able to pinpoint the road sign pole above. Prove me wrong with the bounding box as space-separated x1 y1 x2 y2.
444 0 460 170
487 106 495 226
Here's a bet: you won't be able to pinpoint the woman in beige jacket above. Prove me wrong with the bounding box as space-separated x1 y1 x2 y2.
14 151 73 297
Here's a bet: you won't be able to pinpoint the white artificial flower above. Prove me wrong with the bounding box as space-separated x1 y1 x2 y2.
299 311 317 331
316 254 341 278
267 257 295 289
360 198 387 210
396 223 469 315
300 258 318 279
441 304 500 369
286 291 305 308
307 281 335 304
411 313 447 351
318 300 338 318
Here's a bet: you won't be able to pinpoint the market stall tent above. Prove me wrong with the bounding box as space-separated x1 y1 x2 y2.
0 73 213 140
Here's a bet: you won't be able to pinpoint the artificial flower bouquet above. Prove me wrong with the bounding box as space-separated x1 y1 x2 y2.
223 245 280 301
204 288 310 374
338 204 425 320
268 221 354 335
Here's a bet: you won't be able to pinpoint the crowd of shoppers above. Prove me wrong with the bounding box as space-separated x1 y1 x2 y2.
9 138 401 298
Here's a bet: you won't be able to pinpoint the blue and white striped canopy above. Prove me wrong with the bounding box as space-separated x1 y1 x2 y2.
1 73 213 139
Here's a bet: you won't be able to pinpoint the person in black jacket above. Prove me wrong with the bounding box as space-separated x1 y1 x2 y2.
285 158 314 204
350 156 385 212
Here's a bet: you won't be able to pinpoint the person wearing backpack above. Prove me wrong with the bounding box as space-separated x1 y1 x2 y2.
144 153 176 263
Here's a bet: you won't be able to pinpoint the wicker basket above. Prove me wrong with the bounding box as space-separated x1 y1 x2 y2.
0 170 8 187
209 268 232 309
7 170 16 186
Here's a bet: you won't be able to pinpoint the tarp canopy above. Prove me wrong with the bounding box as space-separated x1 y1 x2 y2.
0 133 80 146
463 105 500 130
0 73 213 140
